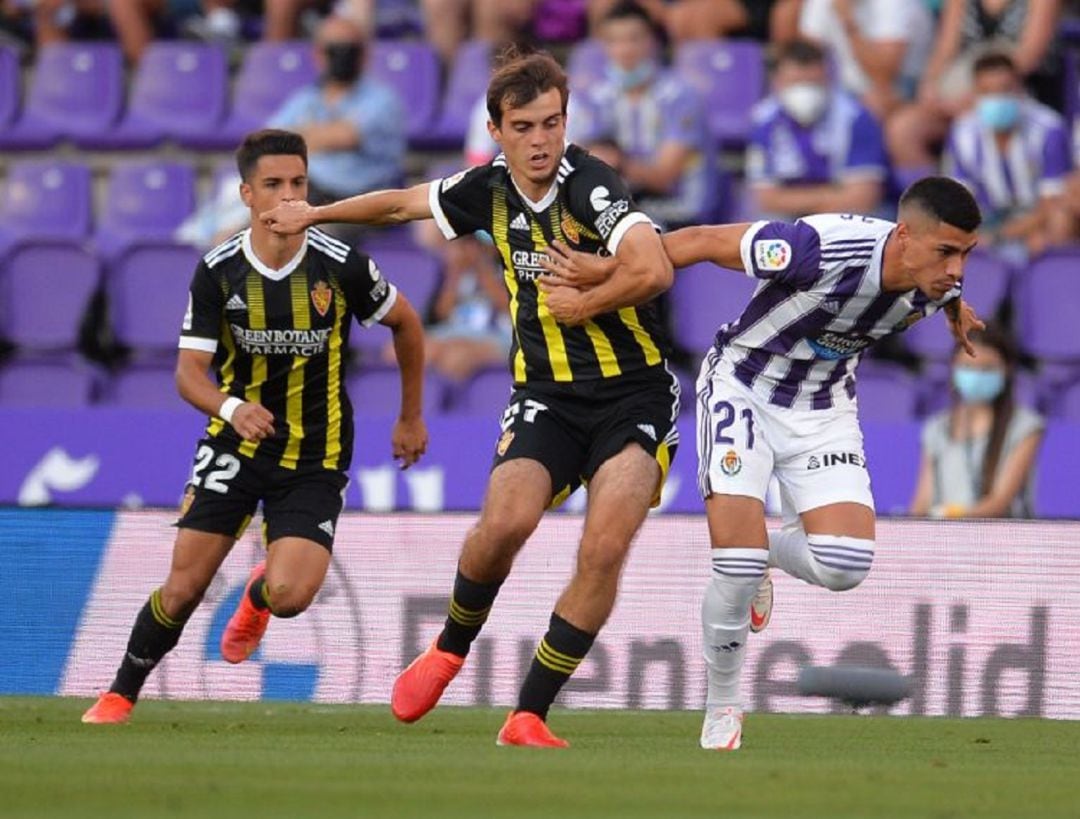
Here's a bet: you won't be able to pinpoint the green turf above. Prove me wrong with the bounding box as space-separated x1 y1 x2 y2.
0 698 1077 819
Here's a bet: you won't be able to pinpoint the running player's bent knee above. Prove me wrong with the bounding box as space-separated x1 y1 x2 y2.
265 582 317 618
805 535 875 591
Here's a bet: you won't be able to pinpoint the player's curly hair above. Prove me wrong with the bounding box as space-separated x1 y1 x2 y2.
486 46 569 127
236 129 308 182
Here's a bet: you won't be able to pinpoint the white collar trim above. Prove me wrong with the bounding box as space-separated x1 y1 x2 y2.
509 173 560 212
242 228 308 281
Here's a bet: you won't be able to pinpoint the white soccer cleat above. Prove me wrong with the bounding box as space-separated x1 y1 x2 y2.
700 705 743 751
750 569 773 633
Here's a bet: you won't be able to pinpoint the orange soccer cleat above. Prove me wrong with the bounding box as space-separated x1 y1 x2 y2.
220 561 270 664
390 640 465 723
496 711 569 749
81 692 134 724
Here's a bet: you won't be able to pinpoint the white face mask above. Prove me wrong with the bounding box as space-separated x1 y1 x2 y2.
778 82 829 126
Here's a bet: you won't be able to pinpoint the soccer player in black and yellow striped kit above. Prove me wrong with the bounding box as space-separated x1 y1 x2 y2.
82 130 428 724
262 50 680 747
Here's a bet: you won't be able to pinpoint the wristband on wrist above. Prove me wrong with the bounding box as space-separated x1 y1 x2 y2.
218 396 244 424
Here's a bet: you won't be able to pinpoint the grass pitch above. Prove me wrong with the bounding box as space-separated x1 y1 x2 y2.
1 698 1077 819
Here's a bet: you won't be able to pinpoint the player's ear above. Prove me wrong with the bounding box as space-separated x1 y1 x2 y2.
239 181 253 208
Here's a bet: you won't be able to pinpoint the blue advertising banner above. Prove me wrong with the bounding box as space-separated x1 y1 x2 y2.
2 409 1077 516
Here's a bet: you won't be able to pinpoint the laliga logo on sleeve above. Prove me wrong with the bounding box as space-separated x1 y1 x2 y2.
754 239 791 271
590 186 612 211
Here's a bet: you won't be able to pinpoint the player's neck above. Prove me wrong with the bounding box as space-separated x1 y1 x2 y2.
248 224 305 271
879 229 913 293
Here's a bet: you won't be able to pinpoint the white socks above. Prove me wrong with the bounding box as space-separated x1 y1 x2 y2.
768 526 874 591
701 548 767 708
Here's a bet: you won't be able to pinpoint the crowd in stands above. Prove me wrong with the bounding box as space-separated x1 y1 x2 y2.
1 0 1079 508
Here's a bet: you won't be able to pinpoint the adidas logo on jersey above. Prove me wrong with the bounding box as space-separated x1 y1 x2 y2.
226 294 247 311
510 213 529 231
822 299 841 315
318 520 335 537
636 423 657 441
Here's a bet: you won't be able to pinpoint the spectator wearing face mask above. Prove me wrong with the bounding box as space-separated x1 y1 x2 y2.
745 39 888 221
910 325 1044 519
568 0 718 228
268 15 405 214
942 51 1071 259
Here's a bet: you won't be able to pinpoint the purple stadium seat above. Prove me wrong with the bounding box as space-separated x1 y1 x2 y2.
451 366 512 415
1060 379 1080 421
349 247 443 358
0 161 92 258
346 366 447 415
103 363 185 410
669 262 757 353
0 44 123 150
421 39 492 148
0 360 97 407
533 0 587 42
855 364 918 421
108 243 201 356
83 43 228 149
96 161 197 260
1014 248 1080 361
195 41 318 150
674 39 765 147
0 46 20 131
566 39 606 91
905 250 1013 360
0 242 99 354
369 41 439 141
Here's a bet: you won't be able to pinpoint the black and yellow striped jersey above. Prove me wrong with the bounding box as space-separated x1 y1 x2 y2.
178 227 396 471
429 143 670 384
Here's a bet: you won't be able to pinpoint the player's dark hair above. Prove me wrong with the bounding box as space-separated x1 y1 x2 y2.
486 45 569 127
603 0 659 33
899 176 982 233
950 322 1018 497
973 50 1017 77
769 39 826 72
236 129 308 182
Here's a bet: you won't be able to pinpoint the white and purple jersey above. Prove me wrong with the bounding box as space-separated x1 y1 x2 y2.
746 91 888 188
714 213 960 411
944 98 1070 226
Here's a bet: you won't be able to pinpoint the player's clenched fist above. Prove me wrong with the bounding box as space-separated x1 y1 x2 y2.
261 200 315 235
392 416 428 470
229 402 276 442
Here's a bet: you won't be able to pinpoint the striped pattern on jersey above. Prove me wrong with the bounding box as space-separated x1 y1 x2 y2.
202 228 356 470
487 157 665 384
715 214 954 411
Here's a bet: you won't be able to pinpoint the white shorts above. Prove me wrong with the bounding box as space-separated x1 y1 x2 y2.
694 352 874 515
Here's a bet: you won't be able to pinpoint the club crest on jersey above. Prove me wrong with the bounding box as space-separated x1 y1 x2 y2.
311 280 333 316
496 429 515 456
560 215 581 243
719 449 742 476
754 239 791 271
894 311 924 331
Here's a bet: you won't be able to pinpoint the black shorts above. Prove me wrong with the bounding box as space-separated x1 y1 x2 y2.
492 364 680 507
176 437 349 551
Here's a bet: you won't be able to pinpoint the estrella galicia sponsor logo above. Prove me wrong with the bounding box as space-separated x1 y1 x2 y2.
807 452 865 470
807 331 873 360
589 185 611 211
719 449 742 476
595 199 630 240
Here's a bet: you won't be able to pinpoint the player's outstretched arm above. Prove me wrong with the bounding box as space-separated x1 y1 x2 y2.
379 293 428 470
661 223 753 270
176 349 274 442
260 182 434 235
542 222 672 325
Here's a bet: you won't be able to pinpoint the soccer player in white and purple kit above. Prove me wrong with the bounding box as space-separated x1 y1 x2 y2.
537 176 984 750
